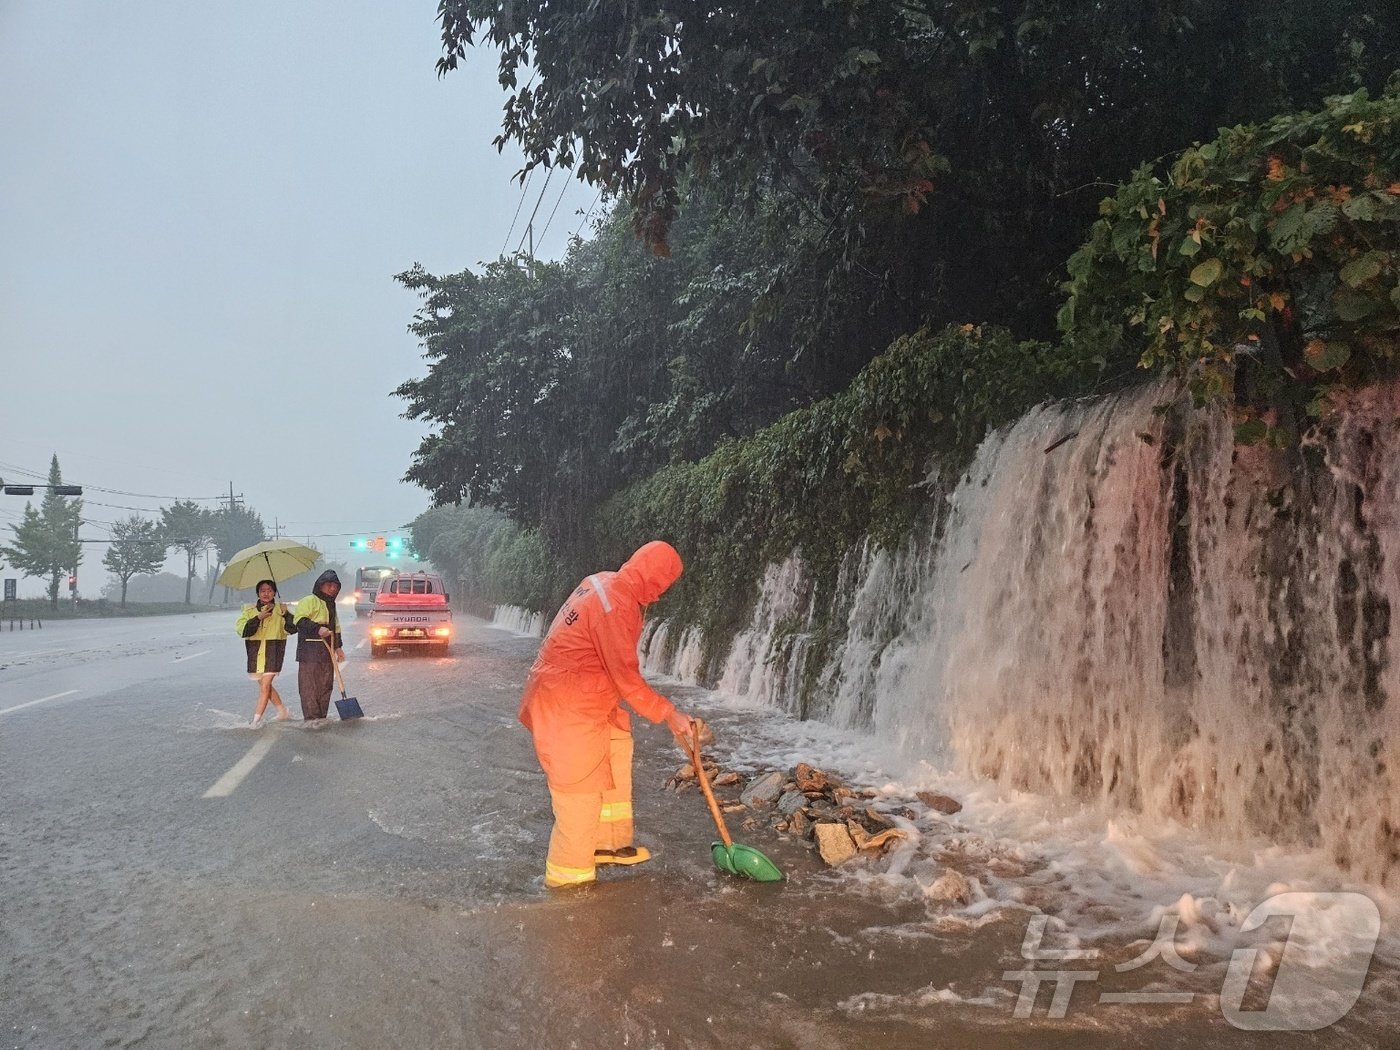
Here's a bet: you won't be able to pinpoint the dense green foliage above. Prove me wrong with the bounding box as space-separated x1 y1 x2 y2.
407 503 564 612
396 188 913 557
602 324 1079 637
408 324 1083 632
407 2 1400 642
1061 81 1400 440
438 0 1399 338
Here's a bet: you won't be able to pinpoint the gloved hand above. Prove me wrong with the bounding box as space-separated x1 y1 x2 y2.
667 710 714 749
691 717 714 747
666 708 694 746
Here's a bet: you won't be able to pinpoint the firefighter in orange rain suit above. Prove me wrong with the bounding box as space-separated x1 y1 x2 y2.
519 540 695 889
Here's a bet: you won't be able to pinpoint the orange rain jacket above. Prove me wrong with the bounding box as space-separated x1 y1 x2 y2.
519 541 683 792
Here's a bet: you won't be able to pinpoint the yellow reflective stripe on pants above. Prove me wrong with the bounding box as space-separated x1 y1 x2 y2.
545 788 601 884
544 860 596 888
599 801 633 822
598 729 635 851
543 728 636 876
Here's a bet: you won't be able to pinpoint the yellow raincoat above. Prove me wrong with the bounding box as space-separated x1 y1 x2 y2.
236 602 294 676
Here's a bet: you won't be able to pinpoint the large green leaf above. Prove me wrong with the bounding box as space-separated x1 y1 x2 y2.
1340 193 1381 222
1190 258 1223 286
1340 252 1383 288
1233 418 1268 445
1333 290 1379 321
1305 339 1352 371
1269 203 1309 253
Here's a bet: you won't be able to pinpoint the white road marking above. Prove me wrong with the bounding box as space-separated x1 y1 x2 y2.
355 639 366 650
0 650 75 664
0 689 79 716
173 650 211 663
202 735 277 798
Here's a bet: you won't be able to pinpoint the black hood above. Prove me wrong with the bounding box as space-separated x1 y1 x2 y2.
312 570 341 600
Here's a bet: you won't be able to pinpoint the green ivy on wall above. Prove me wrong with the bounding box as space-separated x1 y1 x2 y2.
1060 80 1400 442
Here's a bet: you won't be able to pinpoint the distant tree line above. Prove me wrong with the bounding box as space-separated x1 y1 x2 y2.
0 455 276 608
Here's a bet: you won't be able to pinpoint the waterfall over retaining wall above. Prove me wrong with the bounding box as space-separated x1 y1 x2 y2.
643 382 1400 886
490 605 545 638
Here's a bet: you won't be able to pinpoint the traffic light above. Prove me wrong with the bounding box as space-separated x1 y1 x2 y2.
68 574 77 591
350 535 398 555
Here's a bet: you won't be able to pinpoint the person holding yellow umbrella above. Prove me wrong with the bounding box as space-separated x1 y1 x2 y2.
218 539 323 726
235 578 295 725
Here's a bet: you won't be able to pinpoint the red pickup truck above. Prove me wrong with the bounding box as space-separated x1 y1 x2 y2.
367 572 453 656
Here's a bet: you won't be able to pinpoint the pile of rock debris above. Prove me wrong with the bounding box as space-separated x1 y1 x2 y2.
666 754 963 868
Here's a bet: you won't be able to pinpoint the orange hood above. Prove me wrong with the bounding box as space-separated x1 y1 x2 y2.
615 541 683 605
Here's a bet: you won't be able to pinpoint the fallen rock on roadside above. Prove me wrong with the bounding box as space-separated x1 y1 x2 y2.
924 869 973 905
814 822 857 866
664 755 958 871
916 791 963 815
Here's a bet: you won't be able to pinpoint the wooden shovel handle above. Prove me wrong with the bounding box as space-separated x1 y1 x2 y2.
690 722 733 849
323 638 348 695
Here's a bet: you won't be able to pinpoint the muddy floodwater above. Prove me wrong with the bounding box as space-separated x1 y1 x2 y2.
0 614 1393 1048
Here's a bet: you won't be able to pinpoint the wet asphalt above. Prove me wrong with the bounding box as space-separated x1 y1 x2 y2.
0 613 1389 1050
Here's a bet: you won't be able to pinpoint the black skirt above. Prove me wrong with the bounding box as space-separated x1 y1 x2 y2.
245 638 288 675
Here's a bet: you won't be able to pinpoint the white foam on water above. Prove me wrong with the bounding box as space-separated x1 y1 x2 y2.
674 689 1399 1028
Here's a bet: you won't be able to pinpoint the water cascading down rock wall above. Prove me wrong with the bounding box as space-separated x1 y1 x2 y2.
643 381 1400 885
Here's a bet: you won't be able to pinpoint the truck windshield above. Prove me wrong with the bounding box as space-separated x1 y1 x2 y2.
386 578 435 594
356 567 394 592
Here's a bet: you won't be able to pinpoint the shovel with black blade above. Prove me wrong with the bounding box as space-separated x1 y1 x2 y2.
688 723 782 882
324 639 363 720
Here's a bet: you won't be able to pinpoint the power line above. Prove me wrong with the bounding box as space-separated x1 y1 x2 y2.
536 172 573 248
515 167 555 257
572 187 604 239
0 460 225 501
501 168 533 257
82 500 170 513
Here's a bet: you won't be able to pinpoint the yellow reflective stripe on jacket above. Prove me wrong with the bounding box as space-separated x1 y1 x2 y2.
545 861 596 885
599 801 633 823
293 594 332 626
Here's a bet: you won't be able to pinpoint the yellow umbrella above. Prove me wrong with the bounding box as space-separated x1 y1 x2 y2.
217 538 321 590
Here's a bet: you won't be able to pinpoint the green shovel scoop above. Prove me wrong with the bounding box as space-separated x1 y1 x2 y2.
689 723 783 882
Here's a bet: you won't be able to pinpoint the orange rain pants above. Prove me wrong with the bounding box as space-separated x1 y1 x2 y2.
519 541 684 887
544 729 636 888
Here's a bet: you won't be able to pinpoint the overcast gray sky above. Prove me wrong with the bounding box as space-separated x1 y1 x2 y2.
0 1 597 596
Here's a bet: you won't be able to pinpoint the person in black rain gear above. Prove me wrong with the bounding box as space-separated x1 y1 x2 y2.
293 569 344 721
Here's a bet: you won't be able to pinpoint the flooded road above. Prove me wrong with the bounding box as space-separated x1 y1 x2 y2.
0 614 1393 1048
